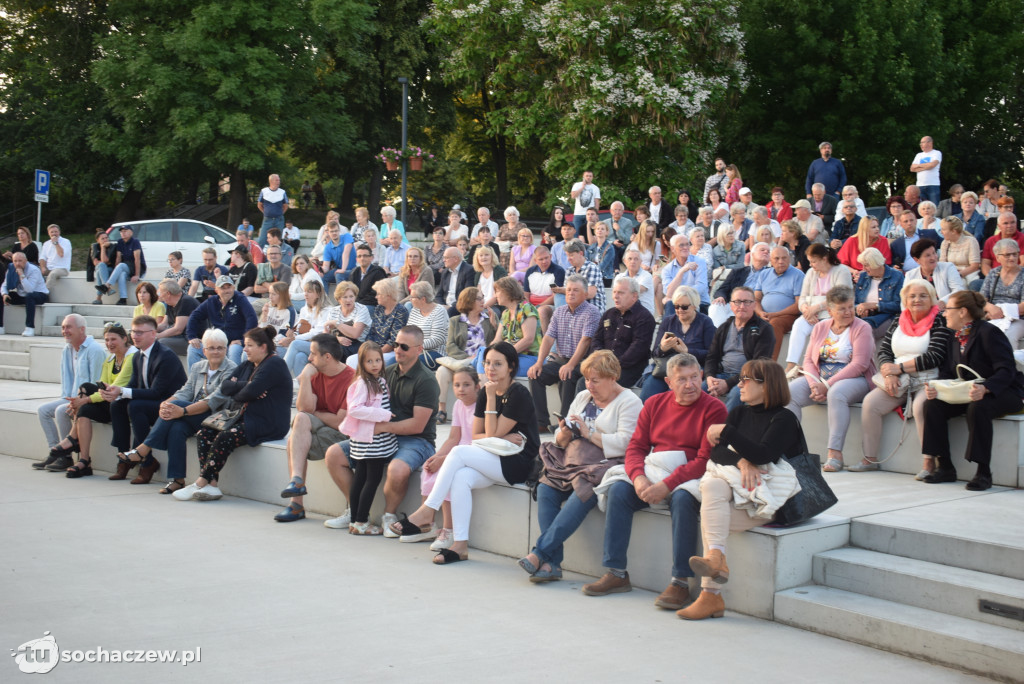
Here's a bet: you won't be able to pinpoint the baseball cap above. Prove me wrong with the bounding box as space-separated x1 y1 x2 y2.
215 275 234 288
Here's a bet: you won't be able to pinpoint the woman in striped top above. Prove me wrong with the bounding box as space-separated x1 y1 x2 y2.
406 280 449 367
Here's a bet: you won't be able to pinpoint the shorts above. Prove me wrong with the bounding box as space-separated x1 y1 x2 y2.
337 434 433 471
304 412 344 462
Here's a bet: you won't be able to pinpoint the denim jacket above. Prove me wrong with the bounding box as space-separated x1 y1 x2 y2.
855 266 904 315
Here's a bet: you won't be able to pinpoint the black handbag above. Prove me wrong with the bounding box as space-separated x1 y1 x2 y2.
772 436 837 527
652 355 674 379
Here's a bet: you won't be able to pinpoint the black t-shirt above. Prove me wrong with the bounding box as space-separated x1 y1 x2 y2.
15 242 39 265
474 382 539 484
166 295 199 335
230 262 258 292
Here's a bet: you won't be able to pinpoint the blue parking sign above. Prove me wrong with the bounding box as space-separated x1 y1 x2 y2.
35 170 50 195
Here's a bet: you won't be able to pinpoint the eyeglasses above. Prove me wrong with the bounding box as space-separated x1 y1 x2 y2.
738 376 764 385
130 328 155 336
205 345 227 352
674 304 691 311
998 252 1020 257
730 299 755 306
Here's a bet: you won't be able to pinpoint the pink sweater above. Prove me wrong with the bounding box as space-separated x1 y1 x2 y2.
339 377 393 442
803 316 877 387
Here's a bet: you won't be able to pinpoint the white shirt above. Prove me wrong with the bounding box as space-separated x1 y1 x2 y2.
40 237 72 271
445 269 459 306
616 270 655 315
469 221 499 240
120 345 152 399
912 149 942 186
571 181 601 214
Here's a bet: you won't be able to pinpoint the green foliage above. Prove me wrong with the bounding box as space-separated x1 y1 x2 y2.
425 0 746 206
722 0 1024 203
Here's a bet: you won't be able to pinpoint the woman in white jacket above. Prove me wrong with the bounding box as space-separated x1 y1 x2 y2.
517 351 642 583
784 243 852 376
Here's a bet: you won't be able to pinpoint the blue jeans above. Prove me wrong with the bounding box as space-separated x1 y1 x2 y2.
258 215 285 248
143 399 209 479
323 269 350 291
473 347 537 377
639 372 668 402
573 214 587 234
187 341 244 370
919 185 941 205
95 262 111 289
337 434 434 471
703 372 741 411
602 479 700 578
106 262 132 298
283 339 312 376
533 483 598 568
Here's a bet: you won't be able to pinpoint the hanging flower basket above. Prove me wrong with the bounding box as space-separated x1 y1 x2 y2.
375 147 403 171
405 146 434 172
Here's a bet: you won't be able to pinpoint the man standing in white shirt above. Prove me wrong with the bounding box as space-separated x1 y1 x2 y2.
257 173 289 248
911 136 942 206
570 171 601 234
39 224 72 287
469 207 499 244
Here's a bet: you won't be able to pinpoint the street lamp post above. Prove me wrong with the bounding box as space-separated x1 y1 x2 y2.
398 76 409 227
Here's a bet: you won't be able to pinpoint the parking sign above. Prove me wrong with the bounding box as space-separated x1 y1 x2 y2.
35 169 50 203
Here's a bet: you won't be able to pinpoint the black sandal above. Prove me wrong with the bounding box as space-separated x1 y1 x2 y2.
117 449 144 465
389 514 429 537
66 459 92 479
433 548 469 565
159 479 186 495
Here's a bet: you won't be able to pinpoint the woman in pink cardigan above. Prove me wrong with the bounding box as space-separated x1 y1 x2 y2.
784 285 876 472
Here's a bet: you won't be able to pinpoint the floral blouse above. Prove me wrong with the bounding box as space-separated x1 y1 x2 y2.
500 302 542 355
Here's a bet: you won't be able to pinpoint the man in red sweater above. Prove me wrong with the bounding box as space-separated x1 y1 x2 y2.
582 354 727 610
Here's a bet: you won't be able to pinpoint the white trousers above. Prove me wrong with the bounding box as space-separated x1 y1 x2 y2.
424 444 505 541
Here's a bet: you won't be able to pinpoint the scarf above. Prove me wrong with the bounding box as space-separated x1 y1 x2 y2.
899 305 939 337
955 320 976 354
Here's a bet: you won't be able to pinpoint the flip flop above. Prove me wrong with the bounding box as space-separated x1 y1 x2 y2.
433 548 468 565
822 457 844 472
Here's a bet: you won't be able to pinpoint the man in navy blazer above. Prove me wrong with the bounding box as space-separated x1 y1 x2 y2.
890 210 942 271
102 314 188 483
435 247 476 316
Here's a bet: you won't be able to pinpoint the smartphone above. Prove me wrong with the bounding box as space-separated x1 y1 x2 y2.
567 420 582 439
664 332 676 339
97 382 107 390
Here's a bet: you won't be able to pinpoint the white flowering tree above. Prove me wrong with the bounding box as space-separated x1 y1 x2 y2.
426 0 745 204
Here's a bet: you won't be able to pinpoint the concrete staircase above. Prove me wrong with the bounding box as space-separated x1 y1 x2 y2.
38 303 137 339
776 491 1024 682
0 335 64 382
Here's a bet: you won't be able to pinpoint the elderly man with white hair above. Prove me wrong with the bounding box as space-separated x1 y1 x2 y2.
617 249 655 315
646 186 674 234
578 276 656 391
660 233 710 312
745 206 781 251
755 246 805 359
792 199 826 245
382 229 410 276
470 206 499 244
32 314 107 470
604 201 637 266
833 185 867 224
707 241 772 326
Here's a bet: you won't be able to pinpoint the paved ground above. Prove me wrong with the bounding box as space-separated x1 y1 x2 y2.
0 455 987 683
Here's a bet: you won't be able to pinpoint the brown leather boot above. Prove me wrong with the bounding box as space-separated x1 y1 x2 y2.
654 582 692 610
676 591 725 620
689 550 729 584
108 460 132 481
581 572 631 596
131 458 160 485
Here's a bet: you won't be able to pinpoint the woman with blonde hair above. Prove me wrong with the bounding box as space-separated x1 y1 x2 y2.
472 246 507 310
630 219 661 272
510 227 537 284
496 206 524 271
435 286 496 423
838 216 891 278
348 277 408 368
325 281 372 360
289 254 323 304
723 164 742 205
397 247 434 305
939 216 981 283
283 280 332 376
259 281 296 352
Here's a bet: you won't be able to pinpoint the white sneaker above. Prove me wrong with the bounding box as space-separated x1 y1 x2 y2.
21 327 35 337
323 508 352 529
381 512 399 538
193 484 223 501
430 528 453 551
172 483 200 501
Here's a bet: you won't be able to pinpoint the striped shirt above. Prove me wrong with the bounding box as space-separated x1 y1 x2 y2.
349 378 399 460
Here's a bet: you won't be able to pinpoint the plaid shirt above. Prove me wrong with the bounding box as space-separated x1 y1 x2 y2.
568 261 606 311
545 300 600 358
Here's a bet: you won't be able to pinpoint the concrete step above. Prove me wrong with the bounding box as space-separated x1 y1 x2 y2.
851 502 1024 582
0 336 64 352
775 585 1024 682
68 304 137 318
0 364 29 380
0 350 30 366
814 547 1024 631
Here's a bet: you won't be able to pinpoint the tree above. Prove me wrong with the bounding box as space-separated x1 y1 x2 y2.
91 0 373 228
425 0 746 207
721 0 1024 203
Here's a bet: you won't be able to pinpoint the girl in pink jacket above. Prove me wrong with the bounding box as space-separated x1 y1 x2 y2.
340 342 398 534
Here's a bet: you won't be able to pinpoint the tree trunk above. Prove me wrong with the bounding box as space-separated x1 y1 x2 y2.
367 169 383 224
227 169 247 231
341 172 355 213
113 189 144 223
208 178 221 204
480 88 508 208
186 178 200 206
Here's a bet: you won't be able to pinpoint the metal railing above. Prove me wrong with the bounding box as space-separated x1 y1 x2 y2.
0 204 36 233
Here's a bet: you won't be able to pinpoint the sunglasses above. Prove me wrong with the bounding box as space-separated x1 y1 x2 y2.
674 304 691 311
395 342 416 352
738 376 764 385
103 322 125 333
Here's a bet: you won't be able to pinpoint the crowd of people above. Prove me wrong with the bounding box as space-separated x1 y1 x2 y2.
16 156 1024 620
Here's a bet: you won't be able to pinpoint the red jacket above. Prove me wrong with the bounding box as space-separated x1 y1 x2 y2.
624 391 728 491
765 201 793 223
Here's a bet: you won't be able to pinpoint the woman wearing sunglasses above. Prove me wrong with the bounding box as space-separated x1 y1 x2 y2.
639 286 715 401
681 359 805 620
